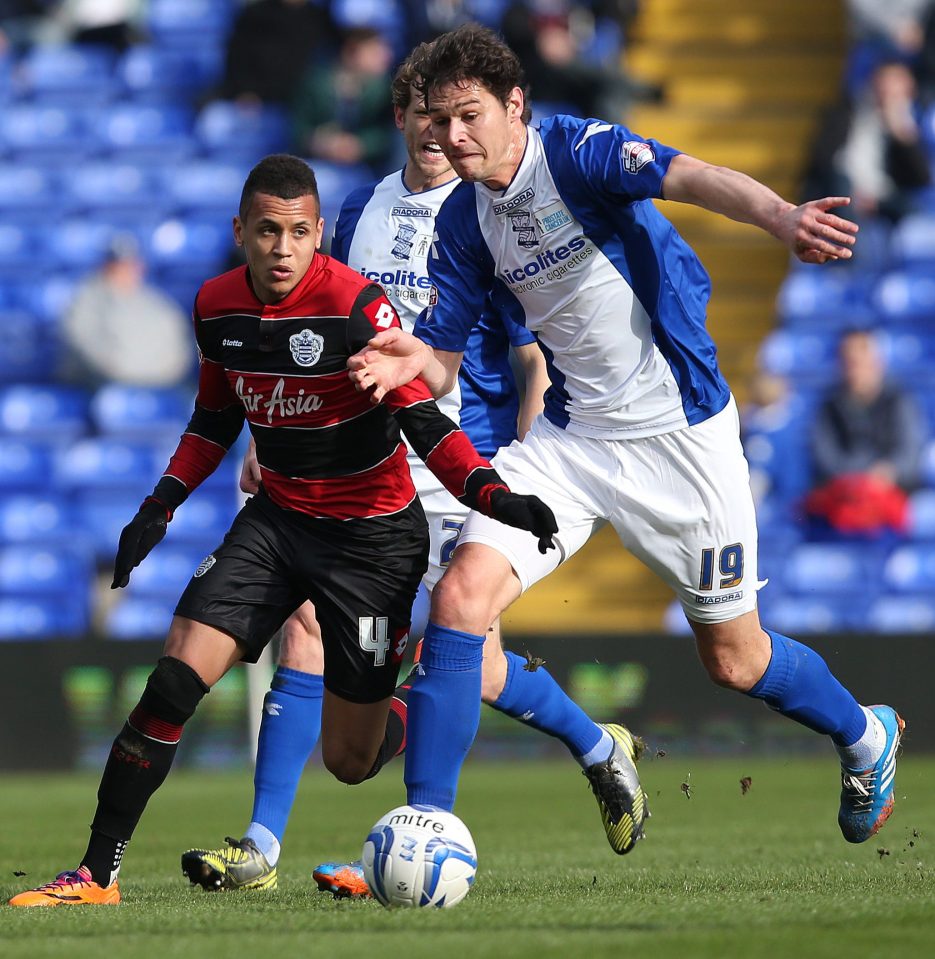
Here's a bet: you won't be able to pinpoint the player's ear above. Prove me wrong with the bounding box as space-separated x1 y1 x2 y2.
232 216 244 247
507 86 524 121
315 217 325 250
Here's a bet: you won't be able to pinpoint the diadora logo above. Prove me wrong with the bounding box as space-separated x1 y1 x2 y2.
493 188 536 216
235 376 324 425
391 206 432 217
289 328 324 367
694 591 743 605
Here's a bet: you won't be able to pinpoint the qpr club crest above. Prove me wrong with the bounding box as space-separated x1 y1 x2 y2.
507 210 539 249
289 328 324 367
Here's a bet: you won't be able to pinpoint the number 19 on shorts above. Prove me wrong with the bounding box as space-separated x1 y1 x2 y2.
699 543 744 590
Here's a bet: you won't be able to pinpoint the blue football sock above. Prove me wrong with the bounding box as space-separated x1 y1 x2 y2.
405 622 484 811
249 667 323 851
492 651 604 764
747 630 867 747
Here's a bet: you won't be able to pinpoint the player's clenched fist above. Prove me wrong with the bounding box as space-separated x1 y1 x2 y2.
488 489 558 554
111 498 172 588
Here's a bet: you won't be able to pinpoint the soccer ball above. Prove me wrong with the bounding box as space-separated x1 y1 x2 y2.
362 804 477 908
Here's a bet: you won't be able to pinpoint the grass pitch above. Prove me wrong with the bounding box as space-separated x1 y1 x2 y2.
1 756 933 959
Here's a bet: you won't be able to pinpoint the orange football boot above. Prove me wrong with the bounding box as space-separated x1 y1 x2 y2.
8 866 120 907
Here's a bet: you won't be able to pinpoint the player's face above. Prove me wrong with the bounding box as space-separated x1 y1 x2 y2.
427 80 526 189
234 192 324 304
395 85 454 189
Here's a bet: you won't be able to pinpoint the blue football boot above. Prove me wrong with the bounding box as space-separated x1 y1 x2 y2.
312 860 371 899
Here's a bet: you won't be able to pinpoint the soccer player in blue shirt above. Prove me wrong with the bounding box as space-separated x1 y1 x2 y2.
350 24 905 848
180 51 647 898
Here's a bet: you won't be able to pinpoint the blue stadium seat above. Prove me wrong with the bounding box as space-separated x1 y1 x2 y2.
874 270 935 324
882 543 935 592
6 273 81 325
757 330 840 386
65 162 163 214
0 222 33 267
146 0 234 44
331 0 405 55
168 490 237 546
889 213 935 267
47 218 122 269
159 160 250 216
0 105 91 158
662 599 693 635
920 438 935 487
311 161 374 232
0 385 90 440
118 45 219 103
0 310 52 383
781 541 881 596
0 594 89 640
74 489 142 560
0 544 94 596
146 217 233 279
875 330 935 384
105 595 176 640
0 165 56 213
90 385 190 440
0 494 75 546
123 546 205 599
909 490 935 539
92 102 195 161
53 438 162 492
0 438 57 491
16 44 116 101
865 595 935 633
775 266 877 329
194 101 289 163
759 594 868 634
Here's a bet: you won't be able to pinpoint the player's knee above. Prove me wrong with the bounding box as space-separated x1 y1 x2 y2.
137 656 210 725
321 744 374 785
431 566 495 631
279 610 324 673
699 648 760 691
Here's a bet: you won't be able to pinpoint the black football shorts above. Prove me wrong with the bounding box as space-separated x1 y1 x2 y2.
175 491 428 703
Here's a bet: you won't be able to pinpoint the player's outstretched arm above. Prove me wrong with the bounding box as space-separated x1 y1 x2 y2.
662 153 858 264
348 328 462 404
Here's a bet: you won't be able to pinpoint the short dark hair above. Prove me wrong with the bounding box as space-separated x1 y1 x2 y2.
391 43 434 110
239 154 319 220
412 23 531 124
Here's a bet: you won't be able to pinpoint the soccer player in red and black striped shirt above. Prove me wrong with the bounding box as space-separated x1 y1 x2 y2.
9 155 556 907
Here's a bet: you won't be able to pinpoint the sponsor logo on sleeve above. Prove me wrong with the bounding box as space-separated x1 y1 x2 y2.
621 140 655 174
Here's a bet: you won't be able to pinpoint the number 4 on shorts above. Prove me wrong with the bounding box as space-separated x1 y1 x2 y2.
359 615 390 665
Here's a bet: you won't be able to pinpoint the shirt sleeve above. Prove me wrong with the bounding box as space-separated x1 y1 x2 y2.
557 116 681 203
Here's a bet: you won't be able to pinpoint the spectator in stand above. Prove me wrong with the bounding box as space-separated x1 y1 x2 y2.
806 329 927 537
802 59 931 227
292 27 395 173
219 0 338 107
501 0 657 120
60 235 193 390
51 0 144 51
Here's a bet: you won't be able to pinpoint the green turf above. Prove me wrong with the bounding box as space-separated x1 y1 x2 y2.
1 756 933 959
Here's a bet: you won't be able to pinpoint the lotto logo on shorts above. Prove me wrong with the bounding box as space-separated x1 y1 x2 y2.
193 555 216 578
695 591 742 605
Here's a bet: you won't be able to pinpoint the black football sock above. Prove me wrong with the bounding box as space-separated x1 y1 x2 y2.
362 686 410 781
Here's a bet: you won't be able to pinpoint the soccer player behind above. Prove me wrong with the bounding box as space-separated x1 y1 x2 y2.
350 24 905 848
180 51 649 899
9 154 556 907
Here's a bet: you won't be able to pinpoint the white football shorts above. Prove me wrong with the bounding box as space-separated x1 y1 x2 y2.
408 456 469 591
457 396 765 624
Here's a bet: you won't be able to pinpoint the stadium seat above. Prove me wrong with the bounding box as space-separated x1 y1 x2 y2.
158 160 250 217
882 543 935 592
6 273 81 325
168 490 238 546
0 385 90 440
0 105 90 158
0 544 94 596
117 45 218 103
92 103 195 161
123 546 205 599
146 217 233 279
105 595 177 640
875 330 935 385
775 266 877 329
16 44 115 94
759 594 868 634
909 490 935 539
0 165 56 213
0 311 51 384
0 594 89 640
756 330 840 386
194 101 290 163
311 161 374 232
53 438 163 492
874 270 935 324
146 0 234 44
0 438 58 491
0 222 33 268
47 219 123 269
65 162 163 214
0 494 75 546
781 541 882 596
90 384 190 440
866 594 935 633
74 489 145 560
889 213 935 267
920 438 935 487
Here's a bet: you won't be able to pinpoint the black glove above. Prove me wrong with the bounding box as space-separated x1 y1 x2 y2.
111 498 171 589
489 488 558 555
